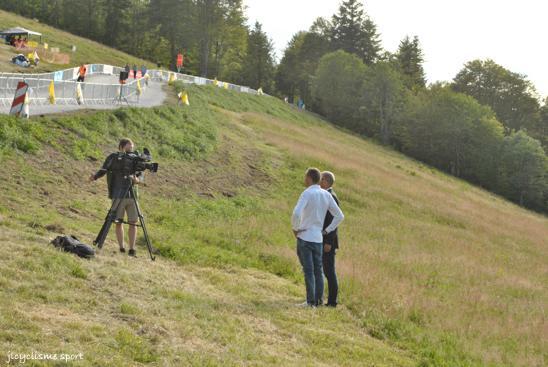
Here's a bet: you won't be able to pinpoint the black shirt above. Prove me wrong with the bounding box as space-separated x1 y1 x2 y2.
93 152 137 199
322 188 340 249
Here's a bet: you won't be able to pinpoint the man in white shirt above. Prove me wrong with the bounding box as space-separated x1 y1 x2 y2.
292 168 344 307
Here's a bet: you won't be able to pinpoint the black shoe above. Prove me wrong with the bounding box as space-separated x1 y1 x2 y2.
119 247 126 253
128 249 137 257
325 303 337 308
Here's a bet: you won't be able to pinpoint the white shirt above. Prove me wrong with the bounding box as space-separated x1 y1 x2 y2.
292 184 344 243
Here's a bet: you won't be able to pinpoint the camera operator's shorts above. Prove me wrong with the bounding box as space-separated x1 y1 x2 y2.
112 198 138 223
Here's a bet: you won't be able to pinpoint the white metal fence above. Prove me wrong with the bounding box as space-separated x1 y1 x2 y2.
0 64 258 108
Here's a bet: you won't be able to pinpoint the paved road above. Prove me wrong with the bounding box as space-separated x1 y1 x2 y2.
0 73 167 115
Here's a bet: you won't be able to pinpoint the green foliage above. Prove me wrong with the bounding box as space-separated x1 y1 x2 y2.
311 55 547 212
312 50 366 125
276 31 330 104
242 22 276 92
498 131 548 210
330 0 381 64
399 86 504 183
537 98 548 148
361 62 408 144
452 59 541 135
396 35 427 90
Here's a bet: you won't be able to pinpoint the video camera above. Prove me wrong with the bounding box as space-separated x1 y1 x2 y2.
123 148 159 175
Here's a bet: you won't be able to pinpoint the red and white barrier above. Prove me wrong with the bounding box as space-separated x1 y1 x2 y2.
10 81 29 117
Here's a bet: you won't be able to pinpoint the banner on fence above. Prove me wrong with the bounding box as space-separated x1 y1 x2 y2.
54 71 63 81
49 81 56 105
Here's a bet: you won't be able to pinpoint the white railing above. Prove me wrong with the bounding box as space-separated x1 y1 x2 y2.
0 64 258 108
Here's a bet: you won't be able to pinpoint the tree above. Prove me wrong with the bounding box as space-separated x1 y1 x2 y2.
400 86 504 185
242 22 275 92
310 17 332 38
396 35 426 90
209 0 248 81
330 0 381 64
538 98 548 149
276 32 306 102
276 30 330 104
312 50 366 127
360 62 408 144
149 0 194 70
499 131 548 210
360 16 381 65
453 59 541 134
104 0 131 48
195 0 228 77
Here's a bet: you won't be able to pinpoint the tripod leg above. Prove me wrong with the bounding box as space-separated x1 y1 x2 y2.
94 184 131 249
94 200 121 248
131 189 155 261
139 213 155 261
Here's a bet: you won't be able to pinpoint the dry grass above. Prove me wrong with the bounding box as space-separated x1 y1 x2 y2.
238 110 547 367
0 226 415 367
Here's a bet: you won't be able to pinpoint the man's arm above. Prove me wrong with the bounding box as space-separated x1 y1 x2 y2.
90 154 114 181
324 194 344 234
291 191 309 232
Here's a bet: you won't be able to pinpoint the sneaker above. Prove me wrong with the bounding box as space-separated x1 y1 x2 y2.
119 247 126 253
128 249 137 257
296 301 315 308
325 303 337 308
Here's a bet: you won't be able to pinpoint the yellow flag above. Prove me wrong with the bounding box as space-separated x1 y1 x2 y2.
223 82 229 89
137 79 142 95
213 78 219 86
75 83 84 105
181 91 189 106
48 81 55 105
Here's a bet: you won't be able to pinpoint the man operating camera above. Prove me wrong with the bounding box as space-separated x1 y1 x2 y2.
89 138 141 257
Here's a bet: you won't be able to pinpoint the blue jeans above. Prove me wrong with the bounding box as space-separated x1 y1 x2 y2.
297 238 324 305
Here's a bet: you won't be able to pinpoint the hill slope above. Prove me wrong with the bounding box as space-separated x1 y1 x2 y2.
0 9 154 73
0 83 546 367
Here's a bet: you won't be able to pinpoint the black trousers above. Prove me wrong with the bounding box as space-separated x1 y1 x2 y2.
322 249 338 306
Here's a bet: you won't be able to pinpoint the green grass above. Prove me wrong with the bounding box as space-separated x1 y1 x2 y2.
0 84 546 366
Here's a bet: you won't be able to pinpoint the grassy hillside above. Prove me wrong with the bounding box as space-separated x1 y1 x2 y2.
0 84 546 367
0 9 154 73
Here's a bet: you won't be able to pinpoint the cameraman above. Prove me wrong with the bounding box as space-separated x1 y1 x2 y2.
89 138 141 257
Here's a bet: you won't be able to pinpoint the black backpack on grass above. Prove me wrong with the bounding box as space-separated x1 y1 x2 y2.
51 235 95 259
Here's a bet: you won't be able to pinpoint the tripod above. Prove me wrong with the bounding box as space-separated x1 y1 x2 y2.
93 180 155 261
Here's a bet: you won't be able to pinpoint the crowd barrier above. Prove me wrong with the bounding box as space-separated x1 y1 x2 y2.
0 64 258 109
